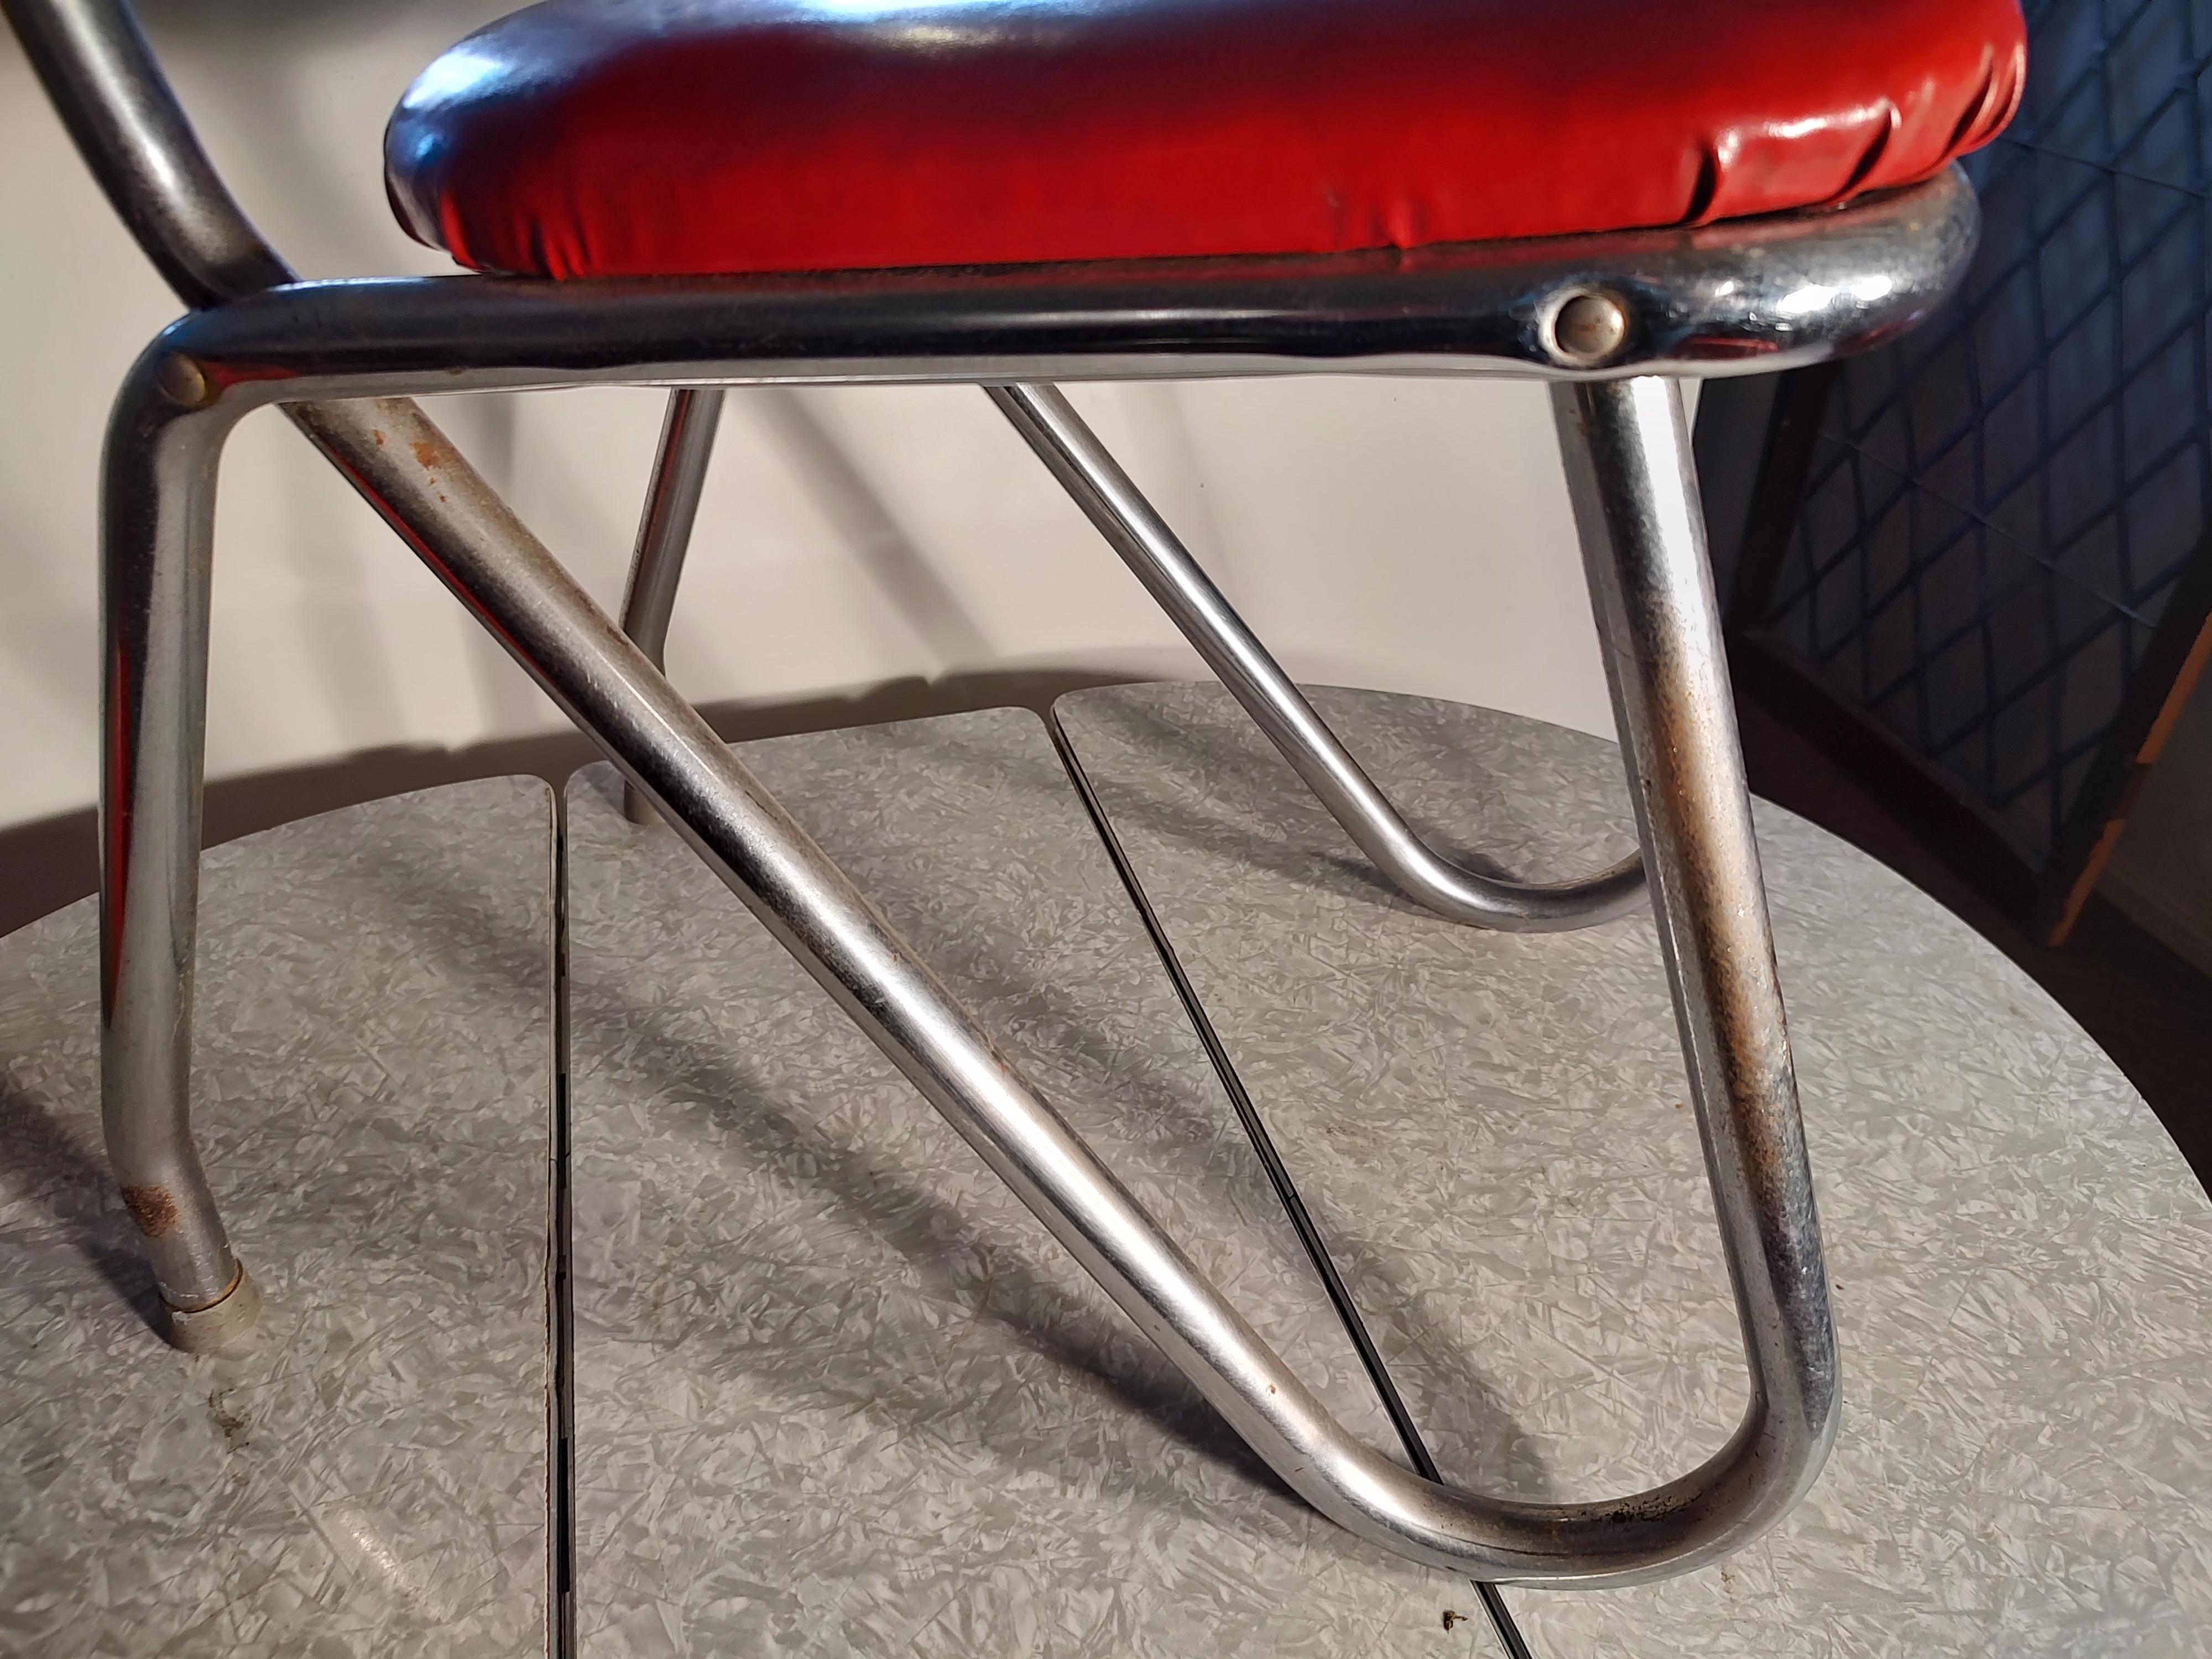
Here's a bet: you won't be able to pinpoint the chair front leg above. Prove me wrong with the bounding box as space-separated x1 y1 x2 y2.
1552 373 1834 1434
617 385 724 823
100 363 258 1350
988 380 1647 932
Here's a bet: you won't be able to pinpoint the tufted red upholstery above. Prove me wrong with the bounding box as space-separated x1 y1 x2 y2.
385 0 2026 281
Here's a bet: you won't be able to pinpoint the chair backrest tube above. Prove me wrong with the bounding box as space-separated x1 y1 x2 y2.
3 0 293 306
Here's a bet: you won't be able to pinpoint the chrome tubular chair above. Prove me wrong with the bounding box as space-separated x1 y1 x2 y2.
7 0 2025 1590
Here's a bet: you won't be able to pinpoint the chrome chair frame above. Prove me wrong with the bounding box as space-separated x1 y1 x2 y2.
11 0 1979 1588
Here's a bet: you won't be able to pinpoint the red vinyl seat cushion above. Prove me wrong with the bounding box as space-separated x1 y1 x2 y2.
385 0 2026 281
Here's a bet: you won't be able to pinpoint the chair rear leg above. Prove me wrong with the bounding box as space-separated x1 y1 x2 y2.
618 386 724 822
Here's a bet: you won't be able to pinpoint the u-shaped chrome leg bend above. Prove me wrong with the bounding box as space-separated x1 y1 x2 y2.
989 381 1647 932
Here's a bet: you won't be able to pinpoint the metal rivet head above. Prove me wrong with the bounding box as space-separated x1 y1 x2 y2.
1550 291 1631 366
156 352 212 408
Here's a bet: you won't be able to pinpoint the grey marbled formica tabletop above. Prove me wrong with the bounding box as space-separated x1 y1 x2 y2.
0 780 556 1658
18 687 2188 1656
566 711 1494 1659
1057 682 2212 1656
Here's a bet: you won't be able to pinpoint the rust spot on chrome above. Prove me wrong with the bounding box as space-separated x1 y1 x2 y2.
372 429 387 447
410 437 447 471
208 1386 249 1450
122 1183 181 1238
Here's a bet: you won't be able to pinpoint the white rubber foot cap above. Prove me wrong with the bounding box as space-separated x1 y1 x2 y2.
164 1262 263 1353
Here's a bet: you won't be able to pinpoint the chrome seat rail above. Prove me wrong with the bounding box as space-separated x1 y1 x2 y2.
11 0 1981 1587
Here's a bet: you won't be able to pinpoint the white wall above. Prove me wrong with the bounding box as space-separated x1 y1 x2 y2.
0 4 1619 836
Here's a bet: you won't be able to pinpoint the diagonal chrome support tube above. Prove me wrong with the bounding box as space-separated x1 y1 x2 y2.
618 385 725 822
103 357 1834 1580
989 382 1646 931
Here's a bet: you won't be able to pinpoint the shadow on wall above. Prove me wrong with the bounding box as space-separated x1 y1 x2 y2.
0 668 1143 940
135 0 471 41
753 388 997 666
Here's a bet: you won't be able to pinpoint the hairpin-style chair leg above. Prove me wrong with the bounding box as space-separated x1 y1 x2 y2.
102 340 1832 1578
618 385 725 823
989 382 1646 931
